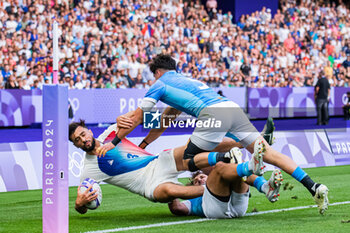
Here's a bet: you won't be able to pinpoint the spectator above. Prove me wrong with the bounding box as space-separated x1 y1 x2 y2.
4 75 17 89
0 0 349 89
314 72 331 125
343 91 350 120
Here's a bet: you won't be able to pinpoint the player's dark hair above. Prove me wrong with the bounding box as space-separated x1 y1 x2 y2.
186 171 204 186
69 119 87 141
149 54 176 74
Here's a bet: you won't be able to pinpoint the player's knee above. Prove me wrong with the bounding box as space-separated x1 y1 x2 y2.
212 161 225 176
235 206 248 218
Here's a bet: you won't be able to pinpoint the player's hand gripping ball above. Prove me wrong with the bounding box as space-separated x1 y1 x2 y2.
79 178 102 209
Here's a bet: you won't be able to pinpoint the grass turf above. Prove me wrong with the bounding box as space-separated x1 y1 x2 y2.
0 165 350 233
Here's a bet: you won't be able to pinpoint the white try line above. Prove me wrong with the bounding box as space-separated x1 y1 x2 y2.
84 201 350 233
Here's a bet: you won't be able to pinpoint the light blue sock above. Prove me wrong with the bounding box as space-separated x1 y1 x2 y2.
291 166 307 182
253 176 267 193
208 152 218 166
236 162 252 177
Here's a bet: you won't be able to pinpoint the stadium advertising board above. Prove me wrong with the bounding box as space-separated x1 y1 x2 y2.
247 87 349 119
325 127 350 166
0 88 246 126
0 88 347 127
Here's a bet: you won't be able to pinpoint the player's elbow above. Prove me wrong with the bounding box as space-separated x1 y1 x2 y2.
169 207 187 216
132 115 143 125
168 202 188 216
75 205 88 214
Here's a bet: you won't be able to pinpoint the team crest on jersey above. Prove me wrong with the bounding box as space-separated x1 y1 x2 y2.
143 110 161 129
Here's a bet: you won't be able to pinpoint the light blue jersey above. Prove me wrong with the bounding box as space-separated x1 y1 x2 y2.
187 197 205 217
145 71 228 117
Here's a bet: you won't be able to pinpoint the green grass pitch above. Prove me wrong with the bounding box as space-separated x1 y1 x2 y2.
1 165 350 233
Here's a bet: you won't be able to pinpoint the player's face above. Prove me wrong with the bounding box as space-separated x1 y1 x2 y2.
193 174 208 186
71 126 96 152
154 69 166 80
154 69 161 79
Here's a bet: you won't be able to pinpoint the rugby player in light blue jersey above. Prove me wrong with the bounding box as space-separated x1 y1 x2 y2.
98 54 329 214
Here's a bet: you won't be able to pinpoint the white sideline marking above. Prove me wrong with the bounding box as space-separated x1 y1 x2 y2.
84 201 350 233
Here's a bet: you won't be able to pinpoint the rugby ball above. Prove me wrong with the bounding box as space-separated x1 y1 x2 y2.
79 178 102 210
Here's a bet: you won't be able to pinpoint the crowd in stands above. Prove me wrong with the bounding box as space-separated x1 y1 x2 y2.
1 0 350 90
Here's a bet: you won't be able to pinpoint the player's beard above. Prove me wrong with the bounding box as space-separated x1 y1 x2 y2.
82 138 96 152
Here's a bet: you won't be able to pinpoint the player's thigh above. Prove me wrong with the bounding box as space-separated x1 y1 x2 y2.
144 150 182 200
227 103 260 148
206 162 231 197
227 191 249 218
202 186 230 219
191 129 227 151
191 104 235 151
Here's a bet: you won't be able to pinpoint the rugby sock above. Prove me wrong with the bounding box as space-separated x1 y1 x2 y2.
208 152 231 165
208 152 217 166
292 167 319 196
291 166 307 181
253 176 267 193
301 176 320 196
236 162 252 177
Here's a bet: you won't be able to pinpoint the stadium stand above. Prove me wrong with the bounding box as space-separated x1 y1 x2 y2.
0 0 350 89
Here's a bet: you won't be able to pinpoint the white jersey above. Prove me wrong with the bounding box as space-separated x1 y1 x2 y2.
80 124 181 201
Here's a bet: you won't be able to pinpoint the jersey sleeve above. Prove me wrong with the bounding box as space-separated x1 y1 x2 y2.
182 200 192 215
144 80 166 103
97 123 118 142
188 196 205 217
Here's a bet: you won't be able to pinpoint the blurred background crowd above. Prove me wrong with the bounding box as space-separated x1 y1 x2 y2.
1 0 350 90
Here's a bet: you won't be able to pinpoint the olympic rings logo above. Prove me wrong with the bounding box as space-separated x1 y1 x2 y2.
68 151 84 178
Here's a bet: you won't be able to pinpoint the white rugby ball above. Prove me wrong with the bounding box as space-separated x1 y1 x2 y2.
79 178 102 210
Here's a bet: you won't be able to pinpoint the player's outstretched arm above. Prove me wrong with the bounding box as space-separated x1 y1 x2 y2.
75 185 98 214
168 199 190 216
116 112 135 129
140 106 182 149
96 108 144 157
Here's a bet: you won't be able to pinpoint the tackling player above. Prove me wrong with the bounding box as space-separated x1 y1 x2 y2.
98 54 329 214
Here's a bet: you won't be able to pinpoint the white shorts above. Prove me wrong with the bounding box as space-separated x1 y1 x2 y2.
101 149 181 202
143 149 182 201
202 185 249 219
191 101 260 150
